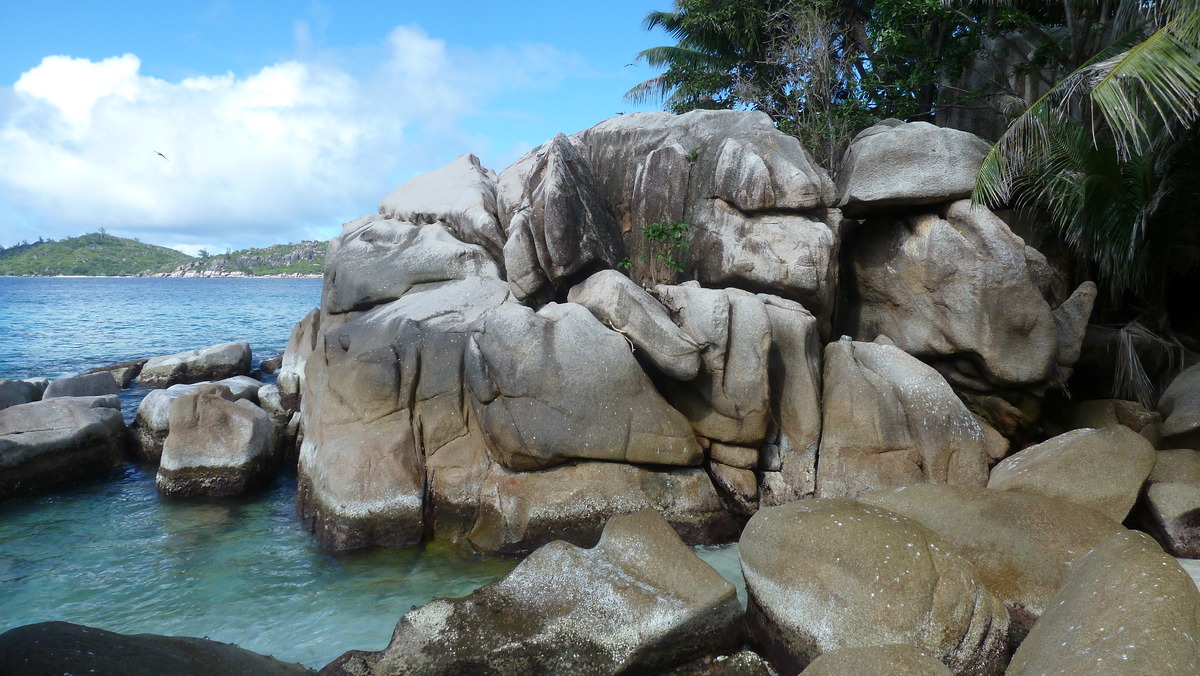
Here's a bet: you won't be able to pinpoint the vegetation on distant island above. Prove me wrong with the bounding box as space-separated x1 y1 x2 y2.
629 0 1200 339
0 232 327 277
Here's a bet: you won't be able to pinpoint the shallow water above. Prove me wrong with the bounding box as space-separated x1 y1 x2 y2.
0 277 746 668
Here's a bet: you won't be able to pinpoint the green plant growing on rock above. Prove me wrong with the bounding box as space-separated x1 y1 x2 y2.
638 220 690 285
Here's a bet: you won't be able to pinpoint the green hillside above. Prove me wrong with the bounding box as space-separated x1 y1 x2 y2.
0 233 190 276
192 241 327 276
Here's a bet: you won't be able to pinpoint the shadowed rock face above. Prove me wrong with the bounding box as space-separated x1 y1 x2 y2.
0 621 313 676
320 510 743 676
1006 530 1200 675
740 499 1008 676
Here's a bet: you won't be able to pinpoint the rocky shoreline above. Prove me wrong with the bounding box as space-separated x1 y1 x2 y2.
2 110 1200 675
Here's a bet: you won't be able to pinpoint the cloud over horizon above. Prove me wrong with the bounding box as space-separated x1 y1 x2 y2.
0 25 574 252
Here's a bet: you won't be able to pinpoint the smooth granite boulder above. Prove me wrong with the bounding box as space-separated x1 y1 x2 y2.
843 201 1074 389
466 301 702 471
299 276 511 551
278 307 320 412
987 426 1157 521
84 357 148 388
817 339 989 498
0 621 313 676
129 376 262 463
856 484 1125 641
567 269 702 380
320 215 501 315
138 341 252 388
802 645 953 676
1160 362 1200 449
42 371 120 399
1142 482 1200 558
835 119 991 217
0 379 42 411
741 499 1008 675
157 384 276 497
1007 530 1200 675
497 110 840 316
0 396 124 499
378 153 505 266
321 510 743 676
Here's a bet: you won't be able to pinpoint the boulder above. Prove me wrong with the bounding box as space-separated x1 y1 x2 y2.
320 215 501 315
299 276 511 551
0 621 313 676
497 110 839 316
378 153 506 266
817 339 989 498
660 651 779 676
1006 530 1200 675
802 645 953 676
42 371 120 399
1050 280 1097 383
129 376 262 463
321 510 743 676
856 484 1125 641
1141 482 1200 558
84 357 148 388
138 341 252 388
0 396 124 499
740 499 1008 675
835 119 991 217
567 269 702 380
157 384 276 497
259 356 283 374
1061 398 1163 446
1160 362 1200 449
278 307 320 412
842 200 1070 389
0 379 42 411
466 301 701 470
987 426 1157 521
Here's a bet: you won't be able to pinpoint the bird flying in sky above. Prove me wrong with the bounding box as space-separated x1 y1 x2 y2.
155 151 169 161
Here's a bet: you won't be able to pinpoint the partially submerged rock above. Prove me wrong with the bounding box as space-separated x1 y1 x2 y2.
157 384 277 497
987 426 1157 521
42 371 120 399
322 510 743 676
817 339 989 498
1006 530 1200 675
138 341 252 388
0 621 313 676
129 376 262 464
740 499 1007 675
84 357 149 388
0 396 124 499
0 379 43 411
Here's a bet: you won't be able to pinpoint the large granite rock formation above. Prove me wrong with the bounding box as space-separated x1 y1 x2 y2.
0 396 124 499
740 499 1007 676
278 307 320 412
321 510 743 676
138 341 253 388
0 622 313 676
817 338 989 498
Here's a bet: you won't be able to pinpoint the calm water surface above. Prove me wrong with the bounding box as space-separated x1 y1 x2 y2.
0 277 744 667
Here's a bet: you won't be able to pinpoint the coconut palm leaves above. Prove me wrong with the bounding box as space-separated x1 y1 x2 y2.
973 0 1200 297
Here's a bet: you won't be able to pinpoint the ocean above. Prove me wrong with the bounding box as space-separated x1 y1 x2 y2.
0 276 743 667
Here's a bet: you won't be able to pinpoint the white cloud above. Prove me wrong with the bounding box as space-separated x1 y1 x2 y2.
0 25 573 251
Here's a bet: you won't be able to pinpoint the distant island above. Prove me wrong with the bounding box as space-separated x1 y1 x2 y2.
0 233 326 277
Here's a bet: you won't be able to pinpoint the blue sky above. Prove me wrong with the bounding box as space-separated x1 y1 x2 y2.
0 1 671 253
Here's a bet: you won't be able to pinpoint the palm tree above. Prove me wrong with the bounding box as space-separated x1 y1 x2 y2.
972 0 1200 304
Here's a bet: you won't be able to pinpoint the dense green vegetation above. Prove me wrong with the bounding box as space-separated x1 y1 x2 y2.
0 233 190 276
0 233 326 277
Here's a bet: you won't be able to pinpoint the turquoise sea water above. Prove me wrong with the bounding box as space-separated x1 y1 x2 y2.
0 277 744 667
